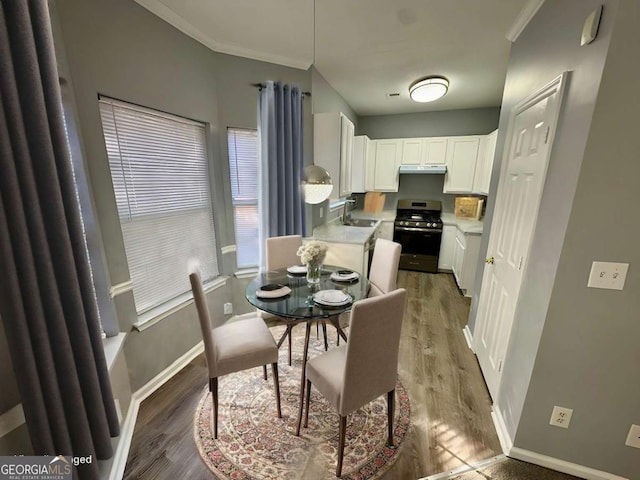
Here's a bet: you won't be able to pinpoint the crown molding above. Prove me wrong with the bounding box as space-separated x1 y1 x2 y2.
506 0 546 43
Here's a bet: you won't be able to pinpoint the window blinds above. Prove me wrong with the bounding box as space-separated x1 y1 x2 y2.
99 97 218 314
227 128 259 268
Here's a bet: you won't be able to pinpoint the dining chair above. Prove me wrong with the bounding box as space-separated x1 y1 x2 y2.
190 272 281 439
263 235 330 362
368 238 402 297
302 288 407 477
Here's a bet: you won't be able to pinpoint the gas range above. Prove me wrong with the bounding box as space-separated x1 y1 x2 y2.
394 200 443 231
393 199 443 273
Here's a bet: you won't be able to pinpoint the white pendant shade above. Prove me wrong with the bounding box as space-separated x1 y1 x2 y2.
409 77 449 103
302 165 333 204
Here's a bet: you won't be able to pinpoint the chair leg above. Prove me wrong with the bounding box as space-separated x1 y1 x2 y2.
304 379 311 428
322 321 328 351
210 377 219 439
387 389 395 446
337 415 347 477
263 365 267 380
272 363 282 418
336 324 340 346
288 324 293 366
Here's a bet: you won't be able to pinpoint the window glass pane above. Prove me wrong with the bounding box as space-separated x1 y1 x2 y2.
99 97 218 314
227 128 259 268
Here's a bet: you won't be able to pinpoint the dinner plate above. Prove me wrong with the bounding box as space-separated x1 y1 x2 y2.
313 290 352 306
256 284 291 299
330 270 360 282
286 265 307 275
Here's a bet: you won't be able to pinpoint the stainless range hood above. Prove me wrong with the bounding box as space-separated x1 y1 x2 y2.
398 165 447 174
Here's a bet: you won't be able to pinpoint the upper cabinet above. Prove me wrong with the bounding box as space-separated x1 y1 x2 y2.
371 139 402 191
443 136 481 193
352 135 372 193
400 137 448 166
400 138 423 165
472 129 498 195
314 112 355 199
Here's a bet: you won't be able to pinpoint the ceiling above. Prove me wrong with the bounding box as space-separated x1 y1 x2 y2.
135 0 531 116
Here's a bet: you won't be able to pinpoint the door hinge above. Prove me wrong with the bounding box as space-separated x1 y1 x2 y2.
544 126 550 144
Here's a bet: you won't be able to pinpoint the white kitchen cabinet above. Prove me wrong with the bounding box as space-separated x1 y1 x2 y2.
314 112 355 200
323 241 370 277
372 139 402 191
472 129 498 195
443 136 481 193
400 138 423 165
451 228 482 297
438 225 456 270
422 137 448 165
352 135 371 193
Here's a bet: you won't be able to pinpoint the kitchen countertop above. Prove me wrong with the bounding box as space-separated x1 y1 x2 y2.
441 212 484 235
349 209 396 221
312 220 380 245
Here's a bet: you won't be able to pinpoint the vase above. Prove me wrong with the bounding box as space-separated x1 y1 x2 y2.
306 262 321 284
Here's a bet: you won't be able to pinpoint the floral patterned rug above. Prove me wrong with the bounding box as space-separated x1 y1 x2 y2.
194 325 411 479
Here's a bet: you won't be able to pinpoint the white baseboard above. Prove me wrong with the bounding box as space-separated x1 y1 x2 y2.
420 455 506 480
108 340 205 480
509 447 629 480
0 404 25 438
491 406 513 454
462 325 474 351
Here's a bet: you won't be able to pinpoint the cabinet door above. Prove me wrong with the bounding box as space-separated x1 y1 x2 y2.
423 137 448 165
438 225 456 270
339 115 355 197
452 234 466 287
351 135 369 193
444 136 480 193
472 129 497 195
365 138 376 191
400 138 423 165
373 140 401 191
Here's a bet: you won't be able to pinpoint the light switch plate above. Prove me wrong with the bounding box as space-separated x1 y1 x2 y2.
626 424 640 449
587 261 629 290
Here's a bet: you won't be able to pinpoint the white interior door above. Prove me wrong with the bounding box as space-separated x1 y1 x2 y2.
473 73 568 400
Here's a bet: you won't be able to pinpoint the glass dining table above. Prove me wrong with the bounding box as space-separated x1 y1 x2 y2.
245 265 368 436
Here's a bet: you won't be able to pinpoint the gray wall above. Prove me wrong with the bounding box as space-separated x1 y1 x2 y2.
512 1 639 478
54 0 311 391
466 0 637 477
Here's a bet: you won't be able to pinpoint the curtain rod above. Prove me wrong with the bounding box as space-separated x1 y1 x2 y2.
251 83 311 97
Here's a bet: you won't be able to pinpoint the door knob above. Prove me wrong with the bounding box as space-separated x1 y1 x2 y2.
486 257 495 264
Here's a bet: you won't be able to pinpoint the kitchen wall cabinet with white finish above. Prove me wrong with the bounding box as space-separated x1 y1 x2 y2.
352 135 372 193
400 137 448 166
438 225 457 270
472 129 498 195
371 139 402 192
400 138 423 165
443 136 481 193
451 228 482 297
314 112 355 199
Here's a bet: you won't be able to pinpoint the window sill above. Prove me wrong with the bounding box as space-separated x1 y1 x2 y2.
103 332 127 373
234 268 259 279
132 276 229 332
329 199 346 211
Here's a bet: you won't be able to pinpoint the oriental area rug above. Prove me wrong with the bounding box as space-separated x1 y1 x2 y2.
193 325 410 479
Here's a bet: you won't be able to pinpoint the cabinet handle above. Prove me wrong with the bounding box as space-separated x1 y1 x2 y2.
486 257 495 264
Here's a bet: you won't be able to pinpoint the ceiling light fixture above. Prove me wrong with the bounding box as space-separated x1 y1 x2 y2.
409 76 449 103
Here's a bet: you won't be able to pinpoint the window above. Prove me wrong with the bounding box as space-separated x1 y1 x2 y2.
227 128 259 268
99 97 219 315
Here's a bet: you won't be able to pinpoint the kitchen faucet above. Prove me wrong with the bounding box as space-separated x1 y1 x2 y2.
342 196 357 224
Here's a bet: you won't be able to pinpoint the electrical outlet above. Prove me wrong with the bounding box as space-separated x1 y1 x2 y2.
625 424 640 449
587 261 629 290
223 302 233 315
549 406 573 428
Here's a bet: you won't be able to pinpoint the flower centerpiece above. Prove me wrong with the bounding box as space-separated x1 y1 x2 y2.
297 241 327 284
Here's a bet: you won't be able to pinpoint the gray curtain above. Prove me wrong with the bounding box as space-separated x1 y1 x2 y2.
258 81 305 267
0 1 119 478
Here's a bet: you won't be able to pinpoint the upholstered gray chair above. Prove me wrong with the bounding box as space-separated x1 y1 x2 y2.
263 235 331 362
190 272 281 438
303 288 407 477
368 239 402 297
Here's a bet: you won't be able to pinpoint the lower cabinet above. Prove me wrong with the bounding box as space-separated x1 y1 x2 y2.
376 220 394 241
451 229 482 297
322 241 370 277
438 225 456 270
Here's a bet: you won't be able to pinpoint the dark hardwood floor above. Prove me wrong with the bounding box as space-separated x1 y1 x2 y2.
123 271 502 479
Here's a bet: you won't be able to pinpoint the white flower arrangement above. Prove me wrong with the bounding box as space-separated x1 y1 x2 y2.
297 241 327 266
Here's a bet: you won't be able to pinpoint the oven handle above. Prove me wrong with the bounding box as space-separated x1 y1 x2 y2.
394 226 442 233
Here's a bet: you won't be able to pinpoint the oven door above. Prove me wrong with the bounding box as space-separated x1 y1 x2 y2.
393 226 442 256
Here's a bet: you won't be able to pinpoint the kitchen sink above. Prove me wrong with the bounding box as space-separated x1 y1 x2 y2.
342 218 378 228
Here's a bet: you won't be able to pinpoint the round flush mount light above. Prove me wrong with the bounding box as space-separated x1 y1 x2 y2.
409 76 449 103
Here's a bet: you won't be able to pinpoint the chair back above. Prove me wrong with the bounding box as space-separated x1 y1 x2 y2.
266 235 303 270
368 239 401 297
340 288 407 415
189 272 217 376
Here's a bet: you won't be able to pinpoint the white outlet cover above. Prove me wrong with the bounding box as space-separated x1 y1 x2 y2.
587 261 629 290
549 406 573 429
626 424 640 449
